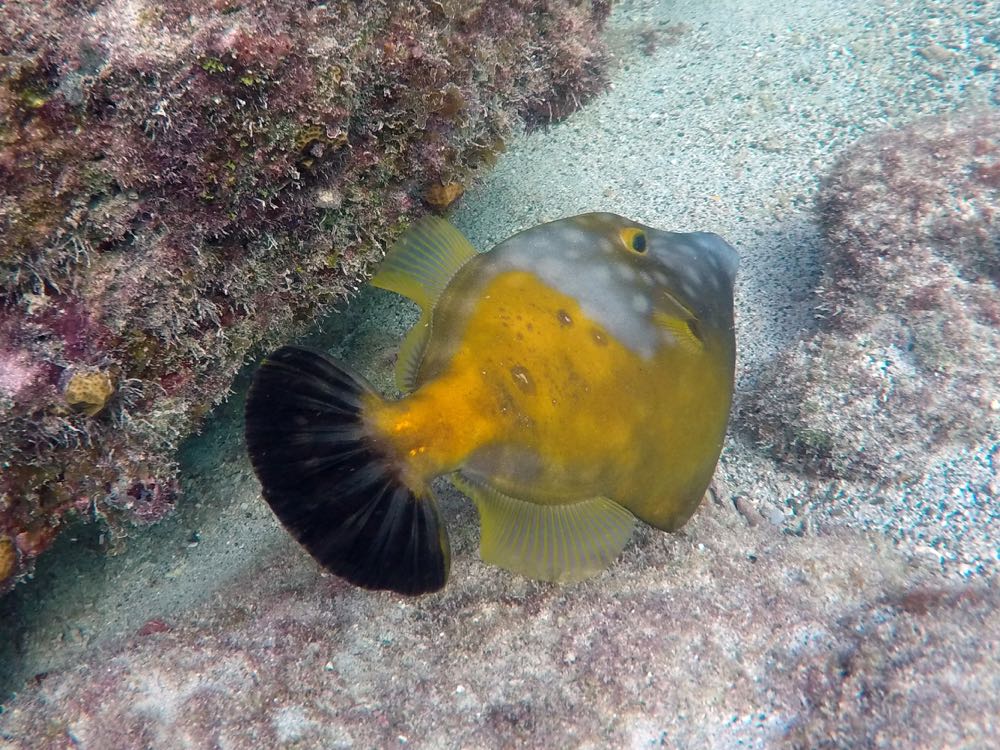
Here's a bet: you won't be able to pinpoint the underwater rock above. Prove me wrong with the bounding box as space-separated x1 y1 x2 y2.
778 583 1000 748
0 1 612 592
0 497 995 748
743 110 1000 482
423 181 466 210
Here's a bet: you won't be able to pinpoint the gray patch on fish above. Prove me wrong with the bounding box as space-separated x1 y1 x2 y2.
482 215 738 358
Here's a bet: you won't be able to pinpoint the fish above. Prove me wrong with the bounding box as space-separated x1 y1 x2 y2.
244 213 738 595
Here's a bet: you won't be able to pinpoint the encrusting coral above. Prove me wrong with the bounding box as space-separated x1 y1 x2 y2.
0 0 613 593
742 111 1000 483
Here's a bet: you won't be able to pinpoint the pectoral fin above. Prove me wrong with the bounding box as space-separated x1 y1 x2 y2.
653 310 704 355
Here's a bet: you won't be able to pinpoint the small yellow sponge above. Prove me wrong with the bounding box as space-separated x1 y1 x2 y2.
64 370 115 416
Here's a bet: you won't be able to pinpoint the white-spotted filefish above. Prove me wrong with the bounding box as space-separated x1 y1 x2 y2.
244 213 738 594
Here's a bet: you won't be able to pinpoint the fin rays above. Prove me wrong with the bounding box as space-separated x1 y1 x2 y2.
371 216 478 314
394 314 431 392
454 474 636 583
371 217 478 392
245 345 450 595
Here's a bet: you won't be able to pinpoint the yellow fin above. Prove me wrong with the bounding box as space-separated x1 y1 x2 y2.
394 312 430 392
371 216 478 313
453 474 636 583
653 310 704 354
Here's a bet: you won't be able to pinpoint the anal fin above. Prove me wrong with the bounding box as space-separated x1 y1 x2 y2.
453 474 636 583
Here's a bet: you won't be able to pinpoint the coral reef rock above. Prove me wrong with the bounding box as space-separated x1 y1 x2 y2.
0 497 995 749
743 110 1000 483
0 0 612 593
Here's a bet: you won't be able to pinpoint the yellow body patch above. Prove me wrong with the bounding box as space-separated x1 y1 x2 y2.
367 270 731 531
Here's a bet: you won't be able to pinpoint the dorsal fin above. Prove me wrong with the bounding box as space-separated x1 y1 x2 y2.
371 216 478 314
394 314 431 392
452 473 637 583
372 217 478 392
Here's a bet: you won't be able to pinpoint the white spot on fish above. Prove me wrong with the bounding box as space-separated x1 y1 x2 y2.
593 266 613 285
536 256 565 279
616 264 638 281
489 220 662 360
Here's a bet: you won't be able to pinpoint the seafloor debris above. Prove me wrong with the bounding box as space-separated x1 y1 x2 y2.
423 181 466 209
0 0 612 594
0 536 14 584
743 110 1000 483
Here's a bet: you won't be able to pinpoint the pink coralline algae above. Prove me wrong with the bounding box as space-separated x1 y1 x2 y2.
0 0 613 593
743 111 1000 483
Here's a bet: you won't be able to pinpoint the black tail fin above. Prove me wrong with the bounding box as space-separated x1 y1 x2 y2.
244 345 450 595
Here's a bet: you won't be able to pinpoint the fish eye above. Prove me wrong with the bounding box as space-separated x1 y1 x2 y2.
620 228 647 254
